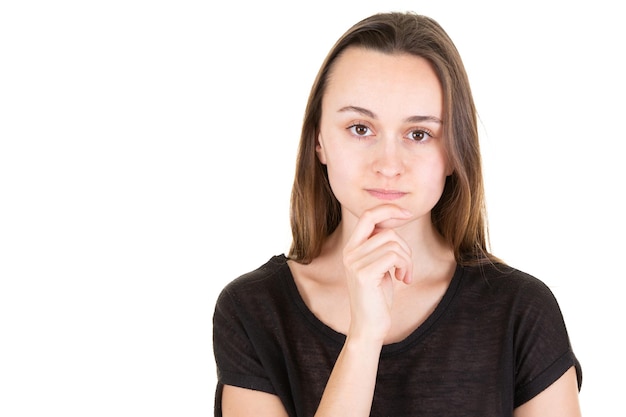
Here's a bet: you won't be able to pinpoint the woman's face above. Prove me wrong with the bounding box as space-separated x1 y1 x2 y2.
317 46 450 230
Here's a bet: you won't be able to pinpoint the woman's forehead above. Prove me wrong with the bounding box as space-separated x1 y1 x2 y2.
322 47 443 121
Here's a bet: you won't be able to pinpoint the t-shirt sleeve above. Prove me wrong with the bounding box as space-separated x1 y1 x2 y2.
212 286 276 394
512 277 582 406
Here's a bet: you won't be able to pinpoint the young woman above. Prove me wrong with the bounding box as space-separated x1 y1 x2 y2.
213 12 582 417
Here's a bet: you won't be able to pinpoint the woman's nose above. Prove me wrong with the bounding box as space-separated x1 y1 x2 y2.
373 138 404 177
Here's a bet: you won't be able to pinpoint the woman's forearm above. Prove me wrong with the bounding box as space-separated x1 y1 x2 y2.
314 336 383 416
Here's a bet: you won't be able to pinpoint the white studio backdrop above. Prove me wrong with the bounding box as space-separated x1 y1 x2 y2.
1 0 623 415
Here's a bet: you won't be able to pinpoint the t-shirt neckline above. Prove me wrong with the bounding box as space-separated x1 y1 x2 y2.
275 254 464 356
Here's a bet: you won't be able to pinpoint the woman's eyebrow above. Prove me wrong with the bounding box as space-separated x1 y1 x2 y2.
405 114 442 124
338 105 442 124
338 105 377 118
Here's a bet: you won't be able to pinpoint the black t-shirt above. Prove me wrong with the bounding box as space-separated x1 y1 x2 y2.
213 255 582 416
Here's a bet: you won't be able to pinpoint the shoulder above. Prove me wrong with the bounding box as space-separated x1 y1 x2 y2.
212 256 293 399
214 254 292 321
458 261 568 324
462 262 556 299
219 255 289 299
460 262 573 345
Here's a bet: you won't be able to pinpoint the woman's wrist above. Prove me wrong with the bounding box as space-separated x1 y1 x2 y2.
344 333 385 358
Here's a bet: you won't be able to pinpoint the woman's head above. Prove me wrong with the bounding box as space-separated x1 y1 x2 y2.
289 11 493 265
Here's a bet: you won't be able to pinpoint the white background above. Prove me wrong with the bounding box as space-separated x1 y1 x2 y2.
1 0 624 415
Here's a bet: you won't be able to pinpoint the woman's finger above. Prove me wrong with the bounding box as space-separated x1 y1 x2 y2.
345 205 411 250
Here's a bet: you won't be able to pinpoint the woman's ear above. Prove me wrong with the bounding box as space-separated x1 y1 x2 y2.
445 161 454 177
316 133 327 165
444 146 454 176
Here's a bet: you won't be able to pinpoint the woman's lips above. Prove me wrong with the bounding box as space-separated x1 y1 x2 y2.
366 189 407 200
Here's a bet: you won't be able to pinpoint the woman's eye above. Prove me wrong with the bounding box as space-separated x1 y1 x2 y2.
408 129 431 142
348 124 372 137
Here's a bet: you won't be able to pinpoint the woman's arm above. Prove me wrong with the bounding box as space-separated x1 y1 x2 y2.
222 385 289 417
514 367 582 417
313 336 383 416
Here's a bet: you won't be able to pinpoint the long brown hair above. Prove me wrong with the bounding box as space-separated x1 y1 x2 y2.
288 12 498 266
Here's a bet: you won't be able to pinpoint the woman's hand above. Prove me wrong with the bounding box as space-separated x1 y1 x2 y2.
342 204 413 344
